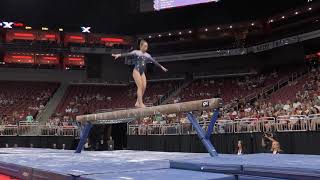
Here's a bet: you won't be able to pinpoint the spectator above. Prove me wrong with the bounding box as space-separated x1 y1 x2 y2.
26 113 34 123
107 136 114 151
39 104 45 111
235 140 246 155
283 100 292 111
72 107 79 114
84 139 92 151
65 106 72 113
263 133 283 154
274 100 283 111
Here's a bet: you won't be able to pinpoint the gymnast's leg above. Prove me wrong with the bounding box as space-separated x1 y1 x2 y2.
141 73 147 100
132 69 145 108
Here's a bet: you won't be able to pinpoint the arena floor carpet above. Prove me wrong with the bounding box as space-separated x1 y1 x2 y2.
0 148 319 180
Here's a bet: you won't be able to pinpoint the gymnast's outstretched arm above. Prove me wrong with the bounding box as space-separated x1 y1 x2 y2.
147 56 168 72
264 133 278 143
112 50 137 59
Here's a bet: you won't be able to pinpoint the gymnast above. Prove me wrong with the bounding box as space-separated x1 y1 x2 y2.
112 40 168 108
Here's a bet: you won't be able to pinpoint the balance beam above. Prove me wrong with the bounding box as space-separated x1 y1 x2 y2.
76 98 222 123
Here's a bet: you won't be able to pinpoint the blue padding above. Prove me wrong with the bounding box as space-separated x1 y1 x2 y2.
0 162 72 180
75 122 92 153
187 113 218 157
0 162 32 180
170 154 320 180
205 109 219 139
1 149 320 180
170 161 320 180
243 165 320 180
170 161 242 174
80 169 235 180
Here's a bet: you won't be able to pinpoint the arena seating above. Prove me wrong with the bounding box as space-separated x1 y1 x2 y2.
129 67 320 133
143 80 180 104
267 69 318 104
0 81 60 125
54 80 180 119
54 84 132 117
2 67 320 136
170 69 292 104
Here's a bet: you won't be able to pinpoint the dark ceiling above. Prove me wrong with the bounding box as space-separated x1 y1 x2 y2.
0 0 316 34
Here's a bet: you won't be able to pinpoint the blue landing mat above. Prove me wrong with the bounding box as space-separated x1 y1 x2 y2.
0 149 319 180
0 148 231 180
170 154 320 180
80 169 234 180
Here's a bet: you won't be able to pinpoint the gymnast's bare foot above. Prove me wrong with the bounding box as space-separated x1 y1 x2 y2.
135 101 139 108
139 103 146 108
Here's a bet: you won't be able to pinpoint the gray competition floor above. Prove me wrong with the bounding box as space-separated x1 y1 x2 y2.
0 148 319 180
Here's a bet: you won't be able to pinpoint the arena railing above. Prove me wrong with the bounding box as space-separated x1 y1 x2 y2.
40 125 59 136
39 125 79 136
234 118 260 133
0 122 80 136
18 121 40 136
276 115 309 132
127 114 320 135
259 117 276 132
308 114 320 131
215 120 235 134
0 125 18 136
1 114 319 136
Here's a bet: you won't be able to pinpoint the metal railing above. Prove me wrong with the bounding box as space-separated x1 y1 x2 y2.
40 125 79 136
276 115 309 132
128 114 320 135
0 122 79 136
2 114 320 136
0 125 18 136
18 121 40 135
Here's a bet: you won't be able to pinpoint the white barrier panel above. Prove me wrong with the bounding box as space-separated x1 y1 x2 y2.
308 114 320 131
234 118 259 133
277 115 308 132
215 120 235 133
259 117 276 132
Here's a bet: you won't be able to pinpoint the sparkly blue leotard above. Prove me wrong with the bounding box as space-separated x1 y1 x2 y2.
121 50 162 75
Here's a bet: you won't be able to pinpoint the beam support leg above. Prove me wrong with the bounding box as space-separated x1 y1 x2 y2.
75 122 92 153
205 109 219 139
187 112 218 157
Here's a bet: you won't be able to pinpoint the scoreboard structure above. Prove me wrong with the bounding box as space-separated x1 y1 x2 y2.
140 0 219 12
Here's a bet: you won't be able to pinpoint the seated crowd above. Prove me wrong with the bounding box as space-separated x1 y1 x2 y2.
223 68 320 119
1 66 317 134
0 81 59 125
131 67 320 133
170 69 283 104
50 81 179 126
